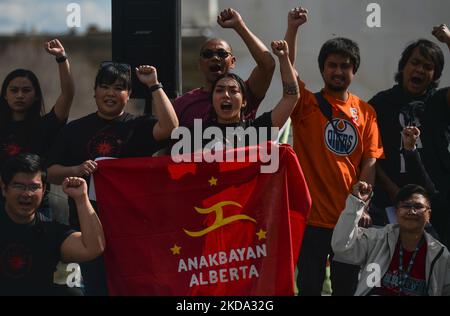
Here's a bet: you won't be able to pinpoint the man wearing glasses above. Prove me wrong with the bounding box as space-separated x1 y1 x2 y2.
332 181 450 296
174 8 275 128
0 153 104 296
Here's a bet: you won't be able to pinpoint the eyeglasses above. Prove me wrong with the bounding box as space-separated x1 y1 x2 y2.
10 183 42 192
398 203 430 214
100 61 131 75
200 49 232 59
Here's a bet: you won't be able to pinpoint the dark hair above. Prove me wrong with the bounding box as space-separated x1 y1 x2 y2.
95 64 132 91
0 69 45 127
1 153 46 186
318 37 360 74
395 39 444 89
209 73 247 121
394 184 430 208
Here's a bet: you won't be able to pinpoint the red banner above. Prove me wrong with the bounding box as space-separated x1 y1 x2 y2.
93 144 311 295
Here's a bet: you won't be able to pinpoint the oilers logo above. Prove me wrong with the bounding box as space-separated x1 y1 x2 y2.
324 119 358 156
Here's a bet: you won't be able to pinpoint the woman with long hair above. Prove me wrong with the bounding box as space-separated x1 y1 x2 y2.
0 39 75 216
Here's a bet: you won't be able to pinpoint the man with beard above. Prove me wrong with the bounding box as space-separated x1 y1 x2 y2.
368 25 450 232
285 7 384 296
173 8 275 128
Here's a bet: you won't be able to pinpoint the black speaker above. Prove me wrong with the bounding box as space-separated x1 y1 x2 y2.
112 0 181 100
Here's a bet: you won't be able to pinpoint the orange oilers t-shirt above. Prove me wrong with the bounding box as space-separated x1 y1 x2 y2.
291 81 384 228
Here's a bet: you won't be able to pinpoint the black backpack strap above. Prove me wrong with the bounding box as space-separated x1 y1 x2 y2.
314 92 333 122
314 91 346 149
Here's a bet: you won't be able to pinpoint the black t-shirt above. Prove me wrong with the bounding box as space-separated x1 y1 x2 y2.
48 112 161 166
0 209 74 296
422 88 450 248
0 109 64 167
179 111 273 153
369 85 437 208
47 112 162 227
422 88 450 191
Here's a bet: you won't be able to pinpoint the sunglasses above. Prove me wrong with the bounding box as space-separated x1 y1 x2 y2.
200 49 232 59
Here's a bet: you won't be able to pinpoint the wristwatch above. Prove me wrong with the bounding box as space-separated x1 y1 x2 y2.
55 54 68 63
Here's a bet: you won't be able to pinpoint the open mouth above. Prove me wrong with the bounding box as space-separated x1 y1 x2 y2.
220 103 233 111
410 76 424 85
104 99 116 106
209 64 222 73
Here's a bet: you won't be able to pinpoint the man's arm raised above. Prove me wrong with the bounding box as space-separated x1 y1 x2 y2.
218 8 275 100
284 7 308 66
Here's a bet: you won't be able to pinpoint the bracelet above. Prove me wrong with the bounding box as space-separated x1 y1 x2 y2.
149 82 163 93
55 54 68 63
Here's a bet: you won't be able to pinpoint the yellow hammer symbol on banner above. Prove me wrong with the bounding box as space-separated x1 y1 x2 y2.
184 201 256 237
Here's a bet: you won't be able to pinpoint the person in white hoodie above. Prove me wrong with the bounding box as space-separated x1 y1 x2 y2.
332 181 450 296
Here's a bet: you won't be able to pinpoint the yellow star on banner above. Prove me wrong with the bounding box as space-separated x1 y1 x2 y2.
170 244 181 255
208 176 218 186
256 229 267 241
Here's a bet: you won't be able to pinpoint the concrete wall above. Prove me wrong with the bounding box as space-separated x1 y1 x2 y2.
182 0 450 114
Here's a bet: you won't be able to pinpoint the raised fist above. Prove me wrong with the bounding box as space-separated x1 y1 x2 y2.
62 177 88 199
352 181 373 202
136 65 158 87
217 8 244 29
288 7 308 29
271 40 289 57
45 39 66 58
402 126 420 151
432 24 450 44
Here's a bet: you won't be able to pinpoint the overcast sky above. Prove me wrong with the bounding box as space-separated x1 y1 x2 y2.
0 0 111 34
